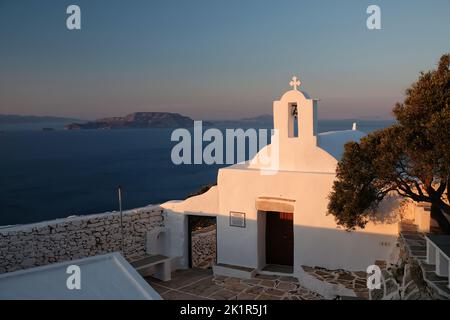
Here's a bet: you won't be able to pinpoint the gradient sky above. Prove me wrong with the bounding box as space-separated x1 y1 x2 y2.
1 0 449 120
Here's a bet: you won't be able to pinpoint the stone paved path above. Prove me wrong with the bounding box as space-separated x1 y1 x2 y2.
302 265 370 299
145 269 323 300
398 221 450 299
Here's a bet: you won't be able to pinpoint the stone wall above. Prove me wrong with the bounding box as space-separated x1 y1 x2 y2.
0 205 163 274
191 225 216 269
368 221 450 300
367 239 434 300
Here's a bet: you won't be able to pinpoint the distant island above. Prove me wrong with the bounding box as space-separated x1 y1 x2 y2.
66 112 211 130
0 113 395 132
0 114 82 125
210 114 274 127
240 114 273 122
0 114 84 131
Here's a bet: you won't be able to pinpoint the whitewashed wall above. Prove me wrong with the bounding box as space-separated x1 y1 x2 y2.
162 187 219 270
217 166 400 272
161 166 401 274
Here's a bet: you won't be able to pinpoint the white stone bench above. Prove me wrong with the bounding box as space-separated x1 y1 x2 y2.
425 235 450 288
130 254 171 282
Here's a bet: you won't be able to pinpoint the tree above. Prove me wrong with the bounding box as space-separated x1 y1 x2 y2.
328 54 450 232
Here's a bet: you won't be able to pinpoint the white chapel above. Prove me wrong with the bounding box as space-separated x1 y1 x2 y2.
161 77 401 283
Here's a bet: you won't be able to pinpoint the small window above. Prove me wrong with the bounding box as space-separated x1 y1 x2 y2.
229 211 246 228
288 103 299 138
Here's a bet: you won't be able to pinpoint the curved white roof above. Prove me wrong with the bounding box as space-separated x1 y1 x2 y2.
318 129 366 160
0 253 162 300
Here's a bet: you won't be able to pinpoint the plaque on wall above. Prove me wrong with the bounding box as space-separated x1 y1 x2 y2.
229 211 246 228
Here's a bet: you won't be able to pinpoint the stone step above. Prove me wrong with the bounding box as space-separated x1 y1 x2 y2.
213 263 256 279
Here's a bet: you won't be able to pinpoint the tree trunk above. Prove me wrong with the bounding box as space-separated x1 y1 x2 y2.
431 201 450 234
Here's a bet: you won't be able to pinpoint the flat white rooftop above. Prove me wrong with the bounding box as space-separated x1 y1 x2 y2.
0 252 161 300
317 129 366 160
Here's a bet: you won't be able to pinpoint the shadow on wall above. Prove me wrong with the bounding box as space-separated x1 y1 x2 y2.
368 194 408 225
290 224 399 271
163 208 399 272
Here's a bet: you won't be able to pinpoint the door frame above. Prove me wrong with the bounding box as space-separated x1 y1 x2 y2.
264 211 294 267
187 215 218 268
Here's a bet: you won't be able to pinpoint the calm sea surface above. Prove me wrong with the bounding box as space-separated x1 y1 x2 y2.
0 120 394 226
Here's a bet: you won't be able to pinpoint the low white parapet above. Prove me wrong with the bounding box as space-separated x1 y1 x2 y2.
425 235 450 289
414 204 431 233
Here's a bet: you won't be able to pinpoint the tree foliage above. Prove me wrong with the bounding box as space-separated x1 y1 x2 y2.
328 54 450 231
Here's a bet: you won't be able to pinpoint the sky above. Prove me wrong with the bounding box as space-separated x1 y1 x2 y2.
0 0 449 120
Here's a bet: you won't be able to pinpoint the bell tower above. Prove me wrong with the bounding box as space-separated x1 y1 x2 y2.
273 76 318 146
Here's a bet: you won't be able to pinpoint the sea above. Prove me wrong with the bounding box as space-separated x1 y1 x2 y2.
0 119 395 226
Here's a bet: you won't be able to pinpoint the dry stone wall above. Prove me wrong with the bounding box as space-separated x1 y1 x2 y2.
0 206 163 274
191 225 216 269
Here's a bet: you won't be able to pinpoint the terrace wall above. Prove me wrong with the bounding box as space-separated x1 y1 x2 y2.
0 206 164 274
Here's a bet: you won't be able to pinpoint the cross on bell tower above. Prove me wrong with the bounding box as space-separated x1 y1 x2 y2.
289 76 301 91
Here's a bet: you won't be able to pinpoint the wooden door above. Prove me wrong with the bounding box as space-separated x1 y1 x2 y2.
265 212 293 266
